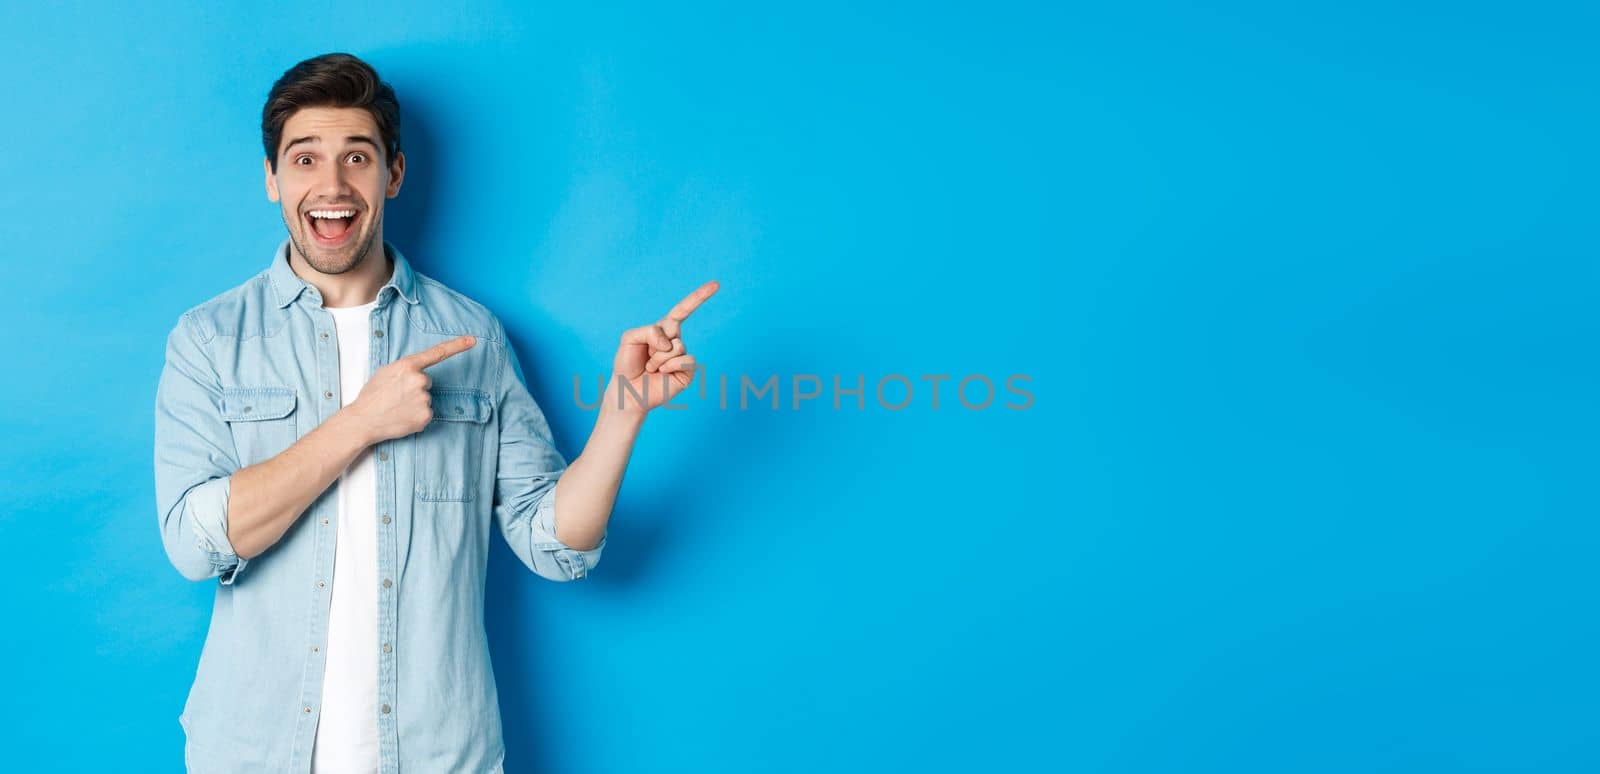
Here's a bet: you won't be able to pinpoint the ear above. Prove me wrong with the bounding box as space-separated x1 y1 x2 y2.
385 151 405 198
264 157 279 202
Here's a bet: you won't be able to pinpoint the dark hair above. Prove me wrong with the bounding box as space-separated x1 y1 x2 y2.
261 52 401 173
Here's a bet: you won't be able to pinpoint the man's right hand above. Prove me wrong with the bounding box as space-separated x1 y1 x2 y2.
345 334 477 444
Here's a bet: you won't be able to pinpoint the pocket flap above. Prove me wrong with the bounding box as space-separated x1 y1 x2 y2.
430 388 491 423
221 387 297 421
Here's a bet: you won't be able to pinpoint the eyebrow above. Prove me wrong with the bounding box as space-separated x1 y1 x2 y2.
282 134 381 156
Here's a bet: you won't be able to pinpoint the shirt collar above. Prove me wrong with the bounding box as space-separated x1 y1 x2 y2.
267 237 421 309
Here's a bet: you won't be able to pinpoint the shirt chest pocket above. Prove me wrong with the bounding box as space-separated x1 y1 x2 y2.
412 387 492 502
220 386 298 468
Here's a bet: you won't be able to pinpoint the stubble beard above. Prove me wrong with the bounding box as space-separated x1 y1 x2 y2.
285 206 383 276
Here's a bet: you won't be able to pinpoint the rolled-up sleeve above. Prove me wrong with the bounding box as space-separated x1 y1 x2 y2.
489 322 606 582
153 312 249 584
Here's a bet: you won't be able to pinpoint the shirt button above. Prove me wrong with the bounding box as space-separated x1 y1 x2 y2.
312 645 319 653
378 451 389 461
374 329 384 338
242 406 253 414
319 331 329 341
304 706 312 714
316 580 325 588
323 390 333 399
321 517 329 525
382 514 391 524
381 704 391 714
382 643 392 653
382 578 392 589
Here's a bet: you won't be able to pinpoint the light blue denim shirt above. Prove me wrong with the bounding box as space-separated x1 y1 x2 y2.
153 238 605 773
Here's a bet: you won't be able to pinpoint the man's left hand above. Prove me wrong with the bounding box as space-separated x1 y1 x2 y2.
607 280 719 414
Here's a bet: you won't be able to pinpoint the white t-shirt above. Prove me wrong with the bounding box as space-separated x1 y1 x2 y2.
311 297 381 774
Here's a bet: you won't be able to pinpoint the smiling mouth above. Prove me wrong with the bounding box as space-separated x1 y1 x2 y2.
305 207 361 245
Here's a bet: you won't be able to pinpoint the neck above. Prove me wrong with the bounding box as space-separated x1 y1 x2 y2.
289 235 391 308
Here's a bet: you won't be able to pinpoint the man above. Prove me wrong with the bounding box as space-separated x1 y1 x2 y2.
153 52 715 773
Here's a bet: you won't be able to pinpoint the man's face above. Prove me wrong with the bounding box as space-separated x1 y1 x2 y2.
264 106 404 275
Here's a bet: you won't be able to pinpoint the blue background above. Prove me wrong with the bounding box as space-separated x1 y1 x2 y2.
1 1 1595 771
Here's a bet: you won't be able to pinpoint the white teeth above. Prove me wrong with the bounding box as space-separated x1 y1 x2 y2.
308 209 356 219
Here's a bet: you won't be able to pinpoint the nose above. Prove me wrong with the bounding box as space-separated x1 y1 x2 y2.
311 160 354 199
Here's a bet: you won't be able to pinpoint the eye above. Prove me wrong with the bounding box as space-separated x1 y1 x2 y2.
295 155 313 166
348 152 368 164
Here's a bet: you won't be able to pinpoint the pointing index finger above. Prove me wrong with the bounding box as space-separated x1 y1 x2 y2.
407 334 477 369
664 280 720 323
